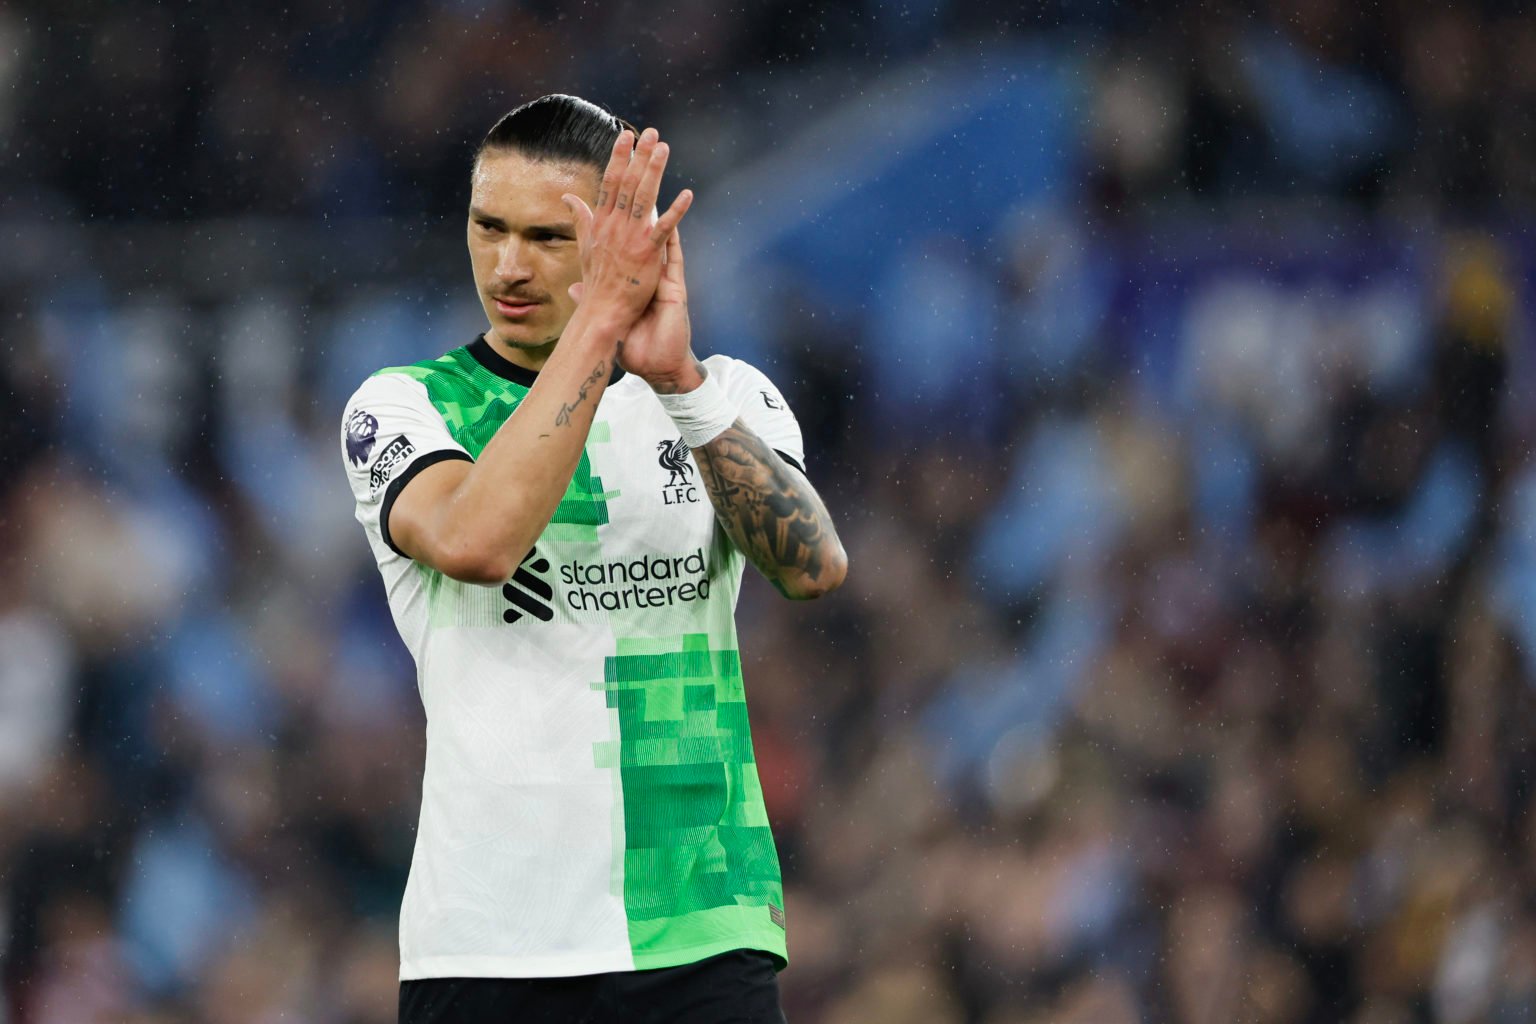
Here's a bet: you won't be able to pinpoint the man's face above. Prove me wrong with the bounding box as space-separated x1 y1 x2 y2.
467 150 600 360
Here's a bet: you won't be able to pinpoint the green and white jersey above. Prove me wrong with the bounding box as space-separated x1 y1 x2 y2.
340 337 801 981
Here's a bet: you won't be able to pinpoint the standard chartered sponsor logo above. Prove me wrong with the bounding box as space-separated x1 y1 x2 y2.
559 547 711 612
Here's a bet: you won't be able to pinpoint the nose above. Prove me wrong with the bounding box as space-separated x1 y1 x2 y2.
494 238 533 282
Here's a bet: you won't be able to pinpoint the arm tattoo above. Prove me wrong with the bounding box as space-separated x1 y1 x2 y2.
554 360 607 428
693 420 842 598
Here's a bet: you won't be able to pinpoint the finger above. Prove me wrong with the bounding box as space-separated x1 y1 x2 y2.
597 130 632 213
663 228 685 282
568 281 586 303
561 193 594 243
651 188 694 243
616 127 657 215
658 228 687 296
631 141 669 221
615 128 655 214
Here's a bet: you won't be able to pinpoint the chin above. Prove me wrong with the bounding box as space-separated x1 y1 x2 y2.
492 324 558 350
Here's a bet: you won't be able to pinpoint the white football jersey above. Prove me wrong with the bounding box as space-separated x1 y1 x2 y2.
341 337 802 980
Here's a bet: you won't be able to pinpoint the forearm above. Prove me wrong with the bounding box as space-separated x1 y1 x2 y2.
692 421 848 599
422 307 626 577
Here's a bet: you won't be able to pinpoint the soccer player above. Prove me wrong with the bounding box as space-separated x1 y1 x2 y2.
340 95 847 1024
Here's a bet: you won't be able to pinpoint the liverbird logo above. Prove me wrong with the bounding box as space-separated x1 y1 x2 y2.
657 438 694 488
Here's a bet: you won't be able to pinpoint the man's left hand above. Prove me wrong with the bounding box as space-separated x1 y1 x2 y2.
619 229 705 394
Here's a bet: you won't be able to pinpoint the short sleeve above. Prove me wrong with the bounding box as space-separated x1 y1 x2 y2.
707 356 807 472
341 372 473 558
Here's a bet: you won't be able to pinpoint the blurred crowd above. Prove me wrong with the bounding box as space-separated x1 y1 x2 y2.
5 1 1536 1023
8 0 1536 222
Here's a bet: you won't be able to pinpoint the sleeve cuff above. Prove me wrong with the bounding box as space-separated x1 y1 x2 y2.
773 449 805 473
380 450 475 559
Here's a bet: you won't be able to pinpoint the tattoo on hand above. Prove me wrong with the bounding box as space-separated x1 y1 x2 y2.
599 189 609 207
694 422 842 597
554 360 607 428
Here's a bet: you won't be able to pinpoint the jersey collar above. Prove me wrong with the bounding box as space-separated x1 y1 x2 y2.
468 334 627 388
468 335 541 387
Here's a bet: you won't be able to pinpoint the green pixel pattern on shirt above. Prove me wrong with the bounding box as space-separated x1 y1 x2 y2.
378 347 611 530
593 633 786 967
592 632 786 970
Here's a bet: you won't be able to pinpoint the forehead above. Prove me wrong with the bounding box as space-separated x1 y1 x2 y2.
470 151 600 220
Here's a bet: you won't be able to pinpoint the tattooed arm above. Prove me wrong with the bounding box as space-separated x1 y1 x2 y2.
692 418 848 600
611 202 846 598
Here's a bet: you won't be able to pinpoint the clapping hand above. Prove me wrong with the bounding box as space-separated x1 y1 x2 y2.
561 127 693 328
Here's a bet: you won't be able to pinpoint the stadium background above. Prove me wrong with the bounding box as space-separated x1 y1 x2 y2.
3 1 1535 1021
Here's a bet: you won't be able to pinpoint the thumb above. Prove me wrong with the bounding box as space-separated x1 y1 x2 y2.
562 193 594 240
568 281 586 304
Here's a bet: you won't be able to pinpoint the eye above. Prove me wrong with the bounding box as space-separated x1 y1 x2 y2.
474 219 502 234
534 231 571 244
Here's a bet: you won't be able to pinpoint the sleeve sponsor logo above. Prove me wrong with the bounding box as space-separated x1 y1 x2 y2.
761 390 783 410
345 409 379 466
368 435 416 494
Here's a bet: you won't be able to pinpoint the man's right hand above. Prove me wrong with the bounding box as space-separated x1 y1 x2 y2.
562 127 693 323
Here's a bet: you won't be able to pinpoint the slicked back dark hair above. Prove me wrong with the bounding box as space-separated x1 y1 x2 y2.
474 94 634 173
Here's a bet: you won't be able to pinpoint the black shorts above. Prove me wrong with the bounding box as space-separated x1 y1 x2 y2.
398 949 786 1024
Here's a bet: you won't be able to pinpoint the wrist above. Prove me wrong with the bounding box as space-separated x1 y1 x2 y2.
645 358 706 395
569 301 633 351
655 367 737 447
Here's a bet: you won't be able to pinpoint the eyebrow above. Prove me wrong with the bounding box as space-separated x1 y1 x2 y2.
468 208 575 236
468 207 507 228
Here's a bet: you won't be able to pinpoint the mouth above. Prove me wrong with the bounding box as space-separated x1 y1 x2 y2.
493 296 543 318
